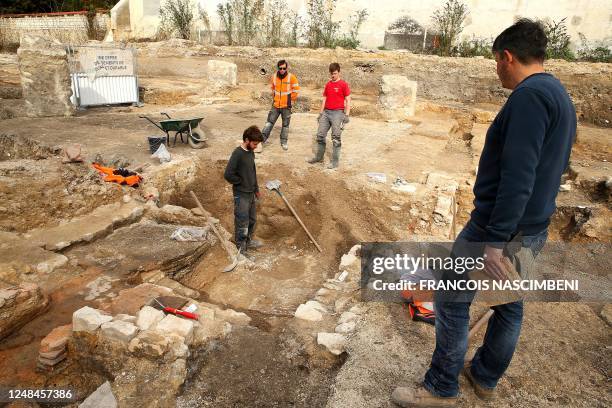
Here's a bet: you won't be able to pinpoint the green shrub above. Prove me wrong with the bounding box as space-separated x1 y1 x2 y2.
456 37 493 58
431 0 469 56
576 33 611 63
542 18 574 60
159 0 195 40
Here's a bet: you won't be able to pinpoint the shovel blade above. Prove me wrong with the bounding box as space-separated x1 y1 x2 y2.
223 247 241 272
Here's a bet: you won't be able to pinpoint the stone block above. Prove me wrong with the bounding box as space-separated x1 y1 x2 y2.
79 381 117 408
335 321 356 334
0 283 49 340
72 306 112 333
100 320 139 343
40 324 72 353
294 300 327 322
136 306 165 330
38 351 67 366
317 332 347 355
17 35 74 118
128 330 170 357
155 315 194 344
338 311 357 324
113 314 136 324
207 60 237 89
215 308 251 326
378 75 417 121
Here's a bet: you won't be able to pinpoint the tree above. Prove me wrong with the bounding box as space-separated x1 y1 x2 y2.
159 0 195 40
431 0 469 56
216 0 264 46
388 16 423 35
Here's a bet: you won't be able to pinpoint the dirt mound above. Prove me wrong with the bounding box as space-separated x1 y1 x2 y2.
0 133 57 161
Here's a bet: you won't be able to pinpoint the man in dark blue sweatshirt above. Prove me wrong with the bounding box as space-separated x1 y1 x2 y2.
392 19 576 407
224 126 264 258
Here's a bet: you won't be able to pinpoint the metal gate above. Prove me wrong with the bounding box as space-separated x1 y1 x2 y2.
66 44 139 107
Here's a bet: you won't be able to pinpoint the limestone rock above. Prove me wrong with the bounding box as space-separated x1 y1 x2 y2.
215 308 251 326
72 306 113 333
317 332 347 355
294 300 327 322
0 283 49 340
335 321 356 334
128 330 171 357
136 306 164 330
17 35 74 117
208 60 237 89
378 75 417 121
113 314 137 324
339 253 358 269
338 311 358 324
155 315 194 344
100 320 139 343
79 381 117 408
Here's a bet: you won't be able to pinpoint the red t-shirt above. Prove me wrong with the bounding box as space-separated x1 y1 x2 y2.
323 79 350 110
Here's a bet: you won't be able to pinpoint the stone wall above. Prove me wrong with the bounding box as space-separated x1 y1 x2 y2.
17 36 74 117
0 13 109 44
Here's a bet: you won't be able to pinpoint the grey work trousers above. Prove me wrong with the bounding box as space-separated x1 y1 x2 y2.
262 107 292 143
233 191 256 249
316 109 345 147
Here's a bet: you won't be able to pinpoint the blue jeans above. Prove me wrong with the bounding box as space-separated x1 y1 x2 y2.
423 220 548 397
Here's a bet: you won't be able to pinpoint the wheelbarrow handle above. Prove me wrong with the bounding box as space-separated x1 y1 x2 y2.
139 115 165 131
160 112 171 119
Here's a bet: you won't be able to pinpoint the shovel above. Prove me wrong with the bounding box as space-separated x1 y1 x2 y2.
189 191 241 272
265 179 322 252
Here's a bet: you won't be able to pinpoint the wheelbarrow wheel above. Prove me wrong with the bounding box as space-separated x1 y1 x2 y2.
188 127 207 149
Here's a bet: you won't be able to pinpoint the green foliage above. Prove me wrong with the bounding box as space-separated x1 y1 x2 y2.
216 0 264 45
217 3 234 44
263 0 285 47
576 33 612 63
455 36 493 58
431 0 469 56
388 16 423 34
159 0 195 40
287 10 305 47
335 9 367 49
306 0 339 48
542 18 574 60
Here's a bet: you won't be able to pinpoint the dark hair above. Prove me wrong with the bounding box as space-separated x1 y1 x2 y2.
329 62 340 73
492 18 548 64
277 59 288 68
243 125 263 142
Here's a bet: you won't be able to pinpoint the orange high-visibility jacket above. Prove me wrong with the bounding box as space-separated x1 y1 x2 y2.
270 72 300 109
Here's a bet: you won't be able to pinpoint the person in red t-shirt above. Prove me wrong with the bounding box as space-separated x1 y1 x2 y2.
307 62 351 169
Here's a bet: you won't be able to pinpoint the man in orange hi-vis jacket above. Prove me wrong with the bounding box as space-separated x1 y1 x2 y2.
261 59 300 151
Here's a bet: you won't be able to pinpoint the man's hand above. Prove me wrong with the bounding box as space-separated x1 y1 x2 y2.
343 114 350 124
483 245 508 281
317 113 322 122
255 191 261 200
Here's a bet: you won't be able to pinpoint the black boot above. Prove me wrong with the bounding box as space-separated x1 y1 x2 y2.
307 143 325 164
327 145 341 169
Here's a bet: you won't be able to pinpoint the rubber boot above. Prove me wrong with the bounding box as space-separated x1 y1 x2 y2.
307 143 325 164
327 145 341 169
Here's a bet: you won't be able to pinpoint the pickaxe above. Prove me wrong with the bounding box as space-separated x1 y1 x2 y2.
265 179 322 252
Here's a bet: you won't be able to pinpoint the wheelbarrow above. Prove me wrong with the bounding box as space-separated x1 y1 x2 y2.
140 112 207 149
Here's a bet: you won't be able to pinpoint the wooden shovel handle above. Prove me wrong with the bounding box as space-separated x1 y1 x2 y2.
189 191 235 259
275 191 323 253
